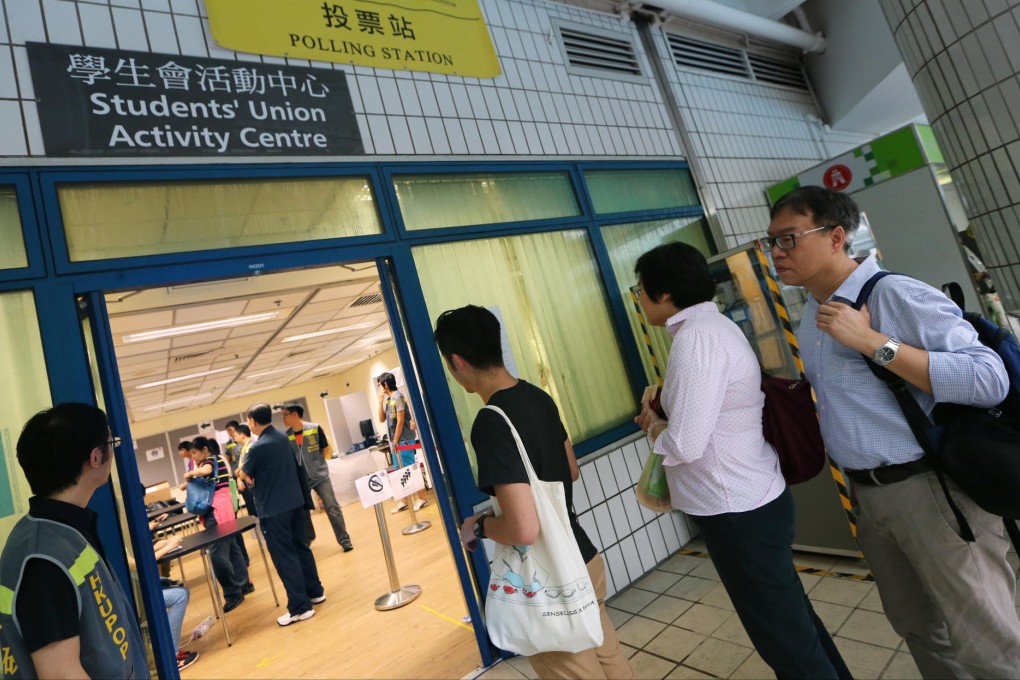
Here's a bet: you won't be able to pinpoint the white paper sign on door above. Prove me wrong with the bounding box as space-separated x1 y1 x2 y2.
355 469 393 508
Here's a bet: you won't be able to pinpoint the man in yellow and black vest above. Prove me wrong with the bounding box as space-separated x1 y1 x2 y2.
281 404 354 552
0 403 148 679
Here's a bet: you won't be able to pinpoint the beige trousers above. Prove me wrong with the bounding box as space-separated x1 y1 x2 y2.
855 470 1020 679
528 554 634 680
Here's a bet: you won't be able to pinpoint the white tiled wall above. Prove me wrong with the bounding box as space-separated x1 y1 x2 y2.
879 0 1020 308
573 433 693 598
649 28 874 249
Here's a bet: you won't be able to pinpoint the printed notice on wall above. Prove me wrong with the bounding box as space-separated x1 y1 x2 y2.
26 42 364 157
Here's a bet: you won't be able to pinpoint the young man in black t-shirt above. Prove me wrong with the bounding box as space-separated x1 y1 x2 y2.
434 305 632 680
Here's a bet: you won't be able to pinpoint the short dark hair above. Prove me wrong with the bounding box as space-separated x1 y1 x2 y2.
247 402 272 426
16 403 110 497
376 372 397 391
235 424 251 437
433 305 503 370
177 440 192 452
282 403 304 418
225 420 240 429
634 243 716 309
191 436 211 454
770 185 860 251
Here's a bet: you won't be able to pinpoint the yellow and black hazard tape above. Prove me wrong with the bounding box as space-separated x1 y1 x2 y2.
753 246 860 542
629 289 663 386
675 549 874 582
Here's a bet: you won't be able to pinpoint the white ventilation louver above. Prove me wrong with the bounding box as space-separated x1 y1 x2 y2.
668 34 808 91
558 26 642 77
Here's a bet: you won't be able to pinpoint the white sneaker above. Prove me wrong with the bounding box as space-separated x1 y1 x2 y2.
310 593 327 604
277 609 315 626
391 502 408 514
413 498 428 511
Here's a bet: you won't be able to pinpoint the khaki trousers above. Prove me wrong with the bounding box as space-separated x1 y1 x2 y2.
528 554 634 680
855 470 1020 679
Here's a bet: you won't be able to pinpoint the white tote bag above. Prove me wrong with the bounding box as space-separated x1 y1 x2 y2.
481 405 604 656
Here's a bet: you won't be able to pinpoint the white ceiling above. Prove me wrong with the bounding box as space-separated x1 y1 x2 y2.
106 263 394 423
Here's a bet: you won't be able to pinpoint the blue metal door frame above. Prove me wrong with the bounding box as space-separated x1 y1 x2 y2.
3 158 707 675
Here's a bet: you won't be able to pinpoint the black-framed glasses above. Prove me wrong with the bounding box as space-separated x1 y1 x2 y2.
107 436 122 449
758 225 835 251
629 283 643 297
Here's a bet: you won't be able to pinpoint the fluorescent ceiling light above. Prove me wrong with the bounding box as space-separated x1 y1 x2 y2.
136 366 236 390
142 392 215 411
281 321 376 343
122 312 280 343
314 360 359 372
244 364 312 379
225 384 283 399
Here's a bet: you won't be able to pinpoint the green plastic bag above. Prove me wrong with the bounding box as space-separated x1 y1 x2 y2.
635 449 672 513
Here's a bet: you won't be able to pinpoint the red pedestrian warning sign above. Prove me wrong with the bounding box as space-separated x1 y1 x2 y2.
823 164 852 191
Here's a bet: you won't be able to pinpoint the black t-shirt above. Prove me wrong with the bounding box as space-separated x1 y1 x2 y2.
16 497 111 653
471 380 598 563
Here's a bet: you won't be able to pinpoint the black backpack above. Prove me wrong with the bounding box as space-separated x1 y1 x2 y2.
853 272 1020 550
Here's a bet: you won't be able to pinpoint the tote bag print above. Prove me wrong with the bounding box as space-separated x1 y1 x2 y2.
487 542 597 609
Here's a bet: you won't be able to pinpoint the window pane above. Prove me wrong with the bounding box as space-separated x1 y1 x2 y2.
413 230 633 475
584 168 699 214
0 291 52 547
601 216 711 387
59 177 382 261
0 187 28 270
394 172 580 230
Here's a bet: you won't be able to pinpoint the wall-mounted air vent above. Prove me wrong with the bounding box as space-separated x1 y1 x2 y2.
748 53 809 90
554 20 645 83
351 293 382 307
667 33 808 91
669 35 747 78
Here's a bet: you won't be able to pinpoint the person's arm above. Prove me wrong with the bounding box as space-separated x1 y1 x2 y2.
377 388 387 422
153 535 183 560
564 439 579 482
318 426 332 458
393 409 405 444
460 482 539 548
183 462 212 480
31 638 89 680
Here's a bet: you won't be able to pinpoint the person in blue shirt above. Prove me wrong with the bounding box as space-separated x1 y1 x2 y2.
765 185 1020 678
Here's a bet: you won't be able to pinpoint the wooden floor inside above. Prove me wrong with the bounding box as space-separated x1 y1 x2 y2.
170 490 482 679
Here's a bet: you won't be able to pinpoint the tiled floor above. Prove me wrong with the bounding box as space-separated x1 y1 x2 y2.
469 542 1020 680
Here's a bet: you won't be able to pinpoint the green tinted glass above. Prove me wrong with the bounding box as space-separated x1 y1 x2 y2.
59 177 382 261
584 168 699 214
394 172 580 230
0 187 28 270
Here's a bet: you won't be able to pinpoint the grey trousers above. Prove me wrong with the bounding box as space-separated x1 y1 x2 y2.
311 479 352 546
855 470 1020 679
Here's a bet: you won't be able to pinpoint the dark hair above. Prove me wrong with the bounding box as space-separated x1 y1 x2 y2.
235 424 251 437
634 243 716 308
177 440 192 452
225 420 240 429
770 185 860 251
16 403 110 497
376 372 397 391
247 402 272 426
191 436 211 454
282 403 304 418
432 305 503 370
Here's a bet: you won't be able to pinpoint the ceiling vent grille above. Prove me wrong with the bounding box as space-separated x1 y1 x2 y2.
286 348 315 357
669 35 748 78
558 25 642 78
351 293 382 307
668 34 808 91
748 53 809 89
171 350 213 363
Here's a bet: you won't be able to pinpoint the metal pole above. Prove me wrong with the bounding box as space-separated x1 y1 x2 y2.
402 494 431 535
373 503 421 610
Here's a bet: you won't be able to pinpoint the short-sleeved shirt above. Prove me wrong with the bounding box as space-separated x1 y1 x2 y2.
384 391 416 444
471 380 598 563
15 497 110 653
241 425 305 518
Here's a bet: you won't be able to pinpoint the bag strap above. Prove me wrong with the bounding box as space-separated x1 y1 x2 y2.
941 282 967 311
853 272 976 541
482 405 540 483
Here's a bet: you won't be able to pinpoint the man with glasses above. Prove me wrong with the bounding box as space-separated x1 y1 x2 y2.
0 404 149 679
764 186 1020 678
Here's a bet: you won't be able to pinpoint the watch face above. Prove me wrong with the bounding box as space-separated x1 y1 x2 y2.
876 347 896 364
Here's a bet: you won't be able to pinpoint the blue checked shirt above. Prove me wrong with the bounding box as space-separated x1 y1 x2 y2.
798 256 1008 471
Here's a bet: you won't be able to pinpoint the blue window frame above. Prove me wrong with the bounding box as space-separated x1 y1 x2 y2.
0 173 47 282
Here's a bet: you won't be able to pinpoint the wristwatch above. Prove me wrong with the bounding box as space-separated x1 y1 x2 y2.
873 337 901 366
473 511 492 539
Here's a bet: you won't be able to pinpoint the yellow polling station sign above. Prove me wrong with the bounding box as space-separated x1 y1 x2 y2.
206 0 502 79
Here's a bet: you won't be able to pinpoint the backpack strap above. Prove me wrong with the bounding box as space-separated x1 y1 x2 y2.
941 282 966 312
853 272 976 542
